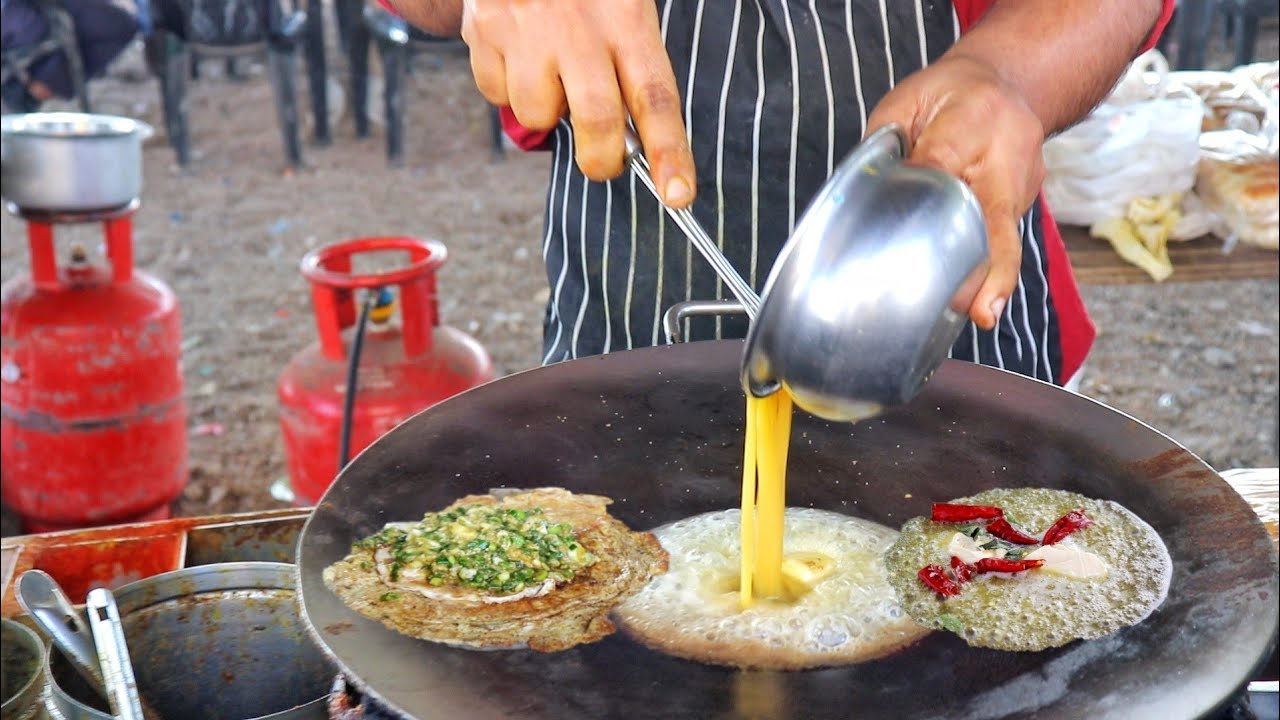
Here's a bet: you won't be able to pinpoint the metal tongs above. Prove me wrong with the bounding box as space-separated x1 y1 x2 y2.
87 587 146 720
17 570 150 720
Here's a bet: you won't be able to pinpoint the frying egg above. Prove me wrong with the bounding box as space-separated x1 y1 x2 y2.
885 487 1172 652
612 508 930 670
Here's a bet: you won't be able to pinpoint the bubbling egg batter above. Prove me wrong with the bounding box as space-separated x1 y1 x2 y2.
612 508 931 670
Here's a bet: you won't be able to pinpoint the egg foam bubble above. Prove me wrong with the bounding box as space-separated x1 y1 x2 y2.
884 487 1173 652
612 508 930 670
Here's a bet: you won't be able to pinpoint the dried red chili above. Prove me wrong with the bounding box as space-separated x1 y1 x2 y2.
918 564 962 597
1042 509 1093 545
949 556 975 583
931 503 1004 523
974 557 1045 574
985 517 1040 545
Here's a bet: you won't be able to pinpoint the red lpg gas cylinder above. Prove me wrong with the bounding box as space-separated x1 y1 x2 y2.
1 207 187 532
278 236 495 505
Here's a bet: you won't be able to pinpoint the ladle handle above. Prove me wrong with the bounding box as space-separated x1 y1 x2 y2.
662 300 747 344
623 127 761 318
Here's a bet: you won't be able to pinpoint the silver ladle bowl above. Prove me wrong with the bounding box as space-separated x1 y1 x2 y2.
742 125 989 421
626 123 989 422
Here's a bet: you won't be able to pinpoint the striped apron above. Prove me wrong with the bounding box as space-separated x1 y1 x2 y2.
537 0 1064 385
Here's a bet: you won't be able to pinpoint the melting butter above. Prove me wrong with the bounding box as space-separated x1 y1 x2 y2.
1024 543 1109 580
946 532 994 565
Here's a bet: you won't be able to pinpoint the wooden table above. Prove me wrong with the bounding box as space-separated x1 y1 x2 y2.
1061 224 1279 285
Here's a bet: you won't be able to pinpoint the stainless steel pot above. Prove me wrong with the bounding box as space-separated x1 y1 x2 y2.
0 112 153 212
44 562 331 720
1 619 46 720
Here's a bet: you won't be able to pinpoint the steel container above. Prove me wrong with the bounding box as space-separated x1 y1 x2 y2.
743 124 989 422
44 563 331 720
1 619 46 720
0 113 152 212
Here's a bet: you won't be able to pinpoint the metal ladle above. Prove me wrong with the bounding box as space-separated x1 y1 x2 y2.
624 124 989 422
623 128 761 318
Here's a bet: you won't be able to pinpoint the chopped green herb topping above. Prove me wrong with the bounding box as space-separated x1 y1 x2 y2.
967 527 1031 560
937 614 966 634
353 506 597 595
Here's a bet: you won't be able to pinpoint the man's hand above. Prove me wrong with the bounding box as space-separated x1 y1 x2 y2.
460 0 697 207
865 0 1165 332
866 55 1045 331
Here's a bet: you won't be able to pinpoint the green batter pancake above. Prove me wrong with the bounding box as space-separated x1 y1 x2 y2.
884 488 1172 652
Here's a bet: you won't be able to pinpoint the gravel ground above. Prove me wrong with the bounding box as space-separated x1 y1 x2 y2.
1 24 1276 535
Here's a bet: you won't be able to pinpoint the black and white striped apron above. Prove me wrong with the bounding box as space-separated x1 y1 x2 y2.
539 0 1063 385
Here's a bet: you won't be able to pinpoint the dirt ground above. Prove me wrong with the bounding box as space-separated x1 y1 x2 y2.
2 26 1277 535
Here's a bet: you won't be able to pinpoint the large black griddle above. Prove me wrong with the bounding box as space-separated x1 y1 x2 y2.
296 341 1278 720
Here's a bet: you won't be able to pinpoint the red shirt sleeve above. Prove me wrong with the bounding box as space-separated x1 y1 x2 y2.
952 0 991 31
1141 0 1177 53
500 108 554 152
368 0 552 150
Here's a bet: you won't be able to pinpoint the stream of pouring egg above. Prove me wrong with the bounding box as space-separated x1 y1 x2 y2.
740 391 793 607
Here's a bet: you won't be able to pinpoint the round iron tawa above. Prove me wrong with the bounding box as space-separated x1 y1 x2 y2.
297 340 1278 720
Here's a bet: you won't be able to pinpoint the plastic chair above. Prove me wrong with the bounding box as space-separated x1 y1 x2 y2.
345 1 505 165
144 0 307 167
1169 0 1277 70
0 0 91 112
1221 0 1276 68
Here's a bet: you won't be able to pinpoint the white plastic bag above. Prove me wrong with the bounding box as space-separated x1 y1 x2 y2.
1043 51 1206 227
1170 190 1225 241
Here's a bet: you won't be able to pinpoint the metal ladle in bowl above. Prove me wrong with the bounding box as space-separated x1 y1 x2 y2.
624 124 989 422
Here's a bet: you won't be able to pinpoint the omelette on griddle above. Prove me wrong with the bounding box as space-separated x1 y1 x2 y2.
613 507 931 670
884 488 1172 651
323 487 668 652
